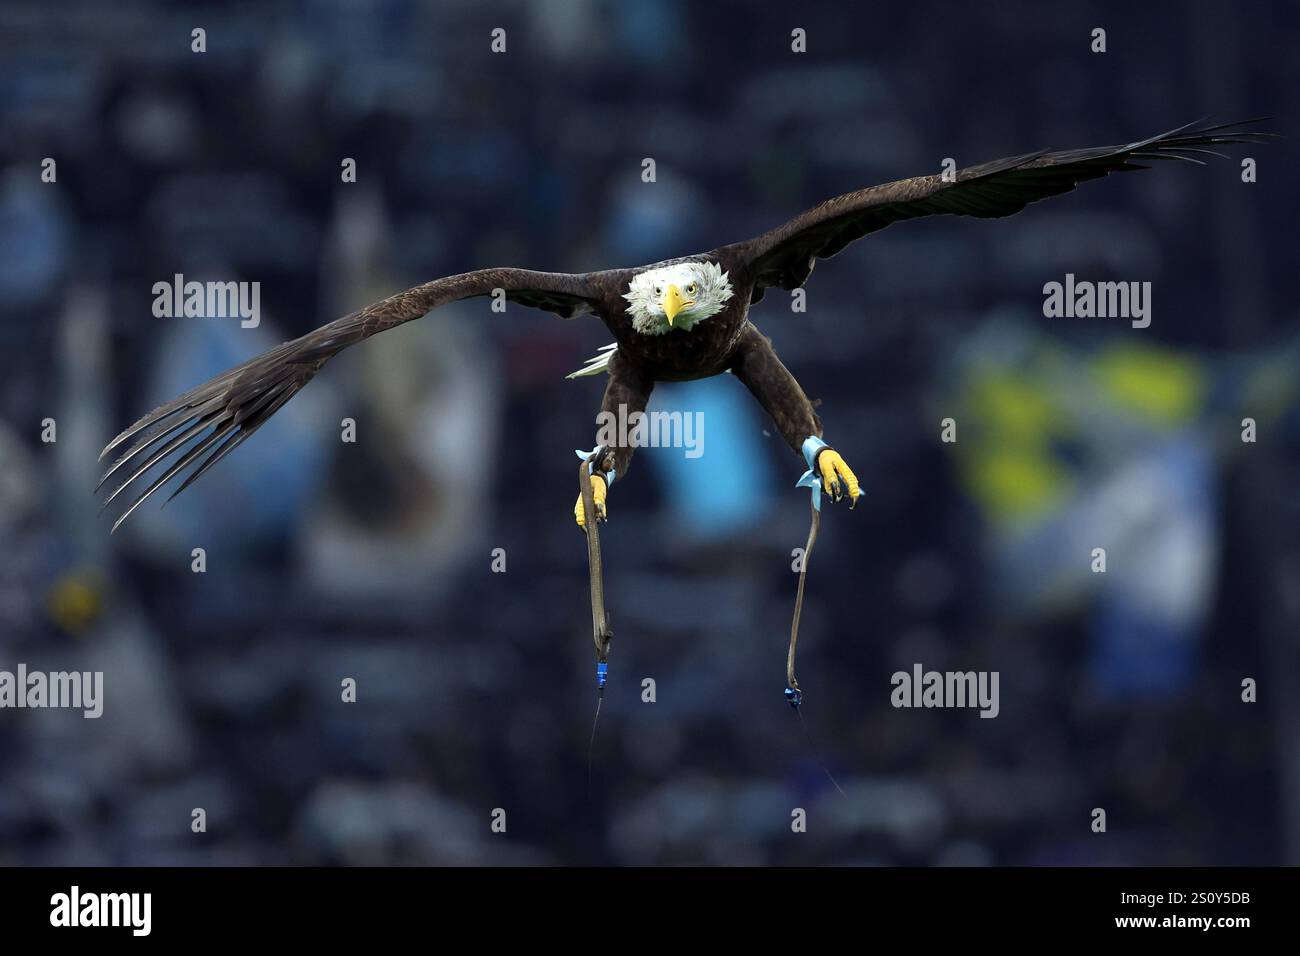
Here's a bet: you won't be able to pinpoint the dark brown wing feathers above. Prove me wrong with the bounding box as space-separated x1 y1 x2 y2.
98 268 604 530
736 118 1275 291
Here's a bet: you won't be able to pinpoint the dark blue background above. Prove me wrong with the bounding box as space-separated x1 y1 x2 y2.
0 0 1296 865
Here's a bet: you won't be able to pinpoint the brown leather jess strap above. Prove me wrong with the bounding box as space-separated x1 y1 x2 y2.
786 499 846 796
578 454 843 797
579 448 618 797
578 449 615 679
786 500 820 708
577 446 818 706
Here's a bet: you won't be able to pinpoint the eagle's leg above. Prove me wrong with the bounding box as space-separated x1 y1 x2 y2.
729 325 862 509
575 354 654 527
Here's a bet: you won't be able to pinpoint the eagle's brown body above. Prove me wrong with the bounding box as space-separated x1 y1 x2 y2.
577 250 820 480
97 119 1270 530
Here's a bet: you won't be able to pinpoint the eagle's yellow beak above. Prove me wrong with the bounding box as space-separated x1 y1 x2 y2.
663 284 686 326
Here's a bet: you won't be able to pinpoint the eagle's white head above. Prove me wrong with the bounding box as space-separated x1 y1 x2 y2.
623 260 734 335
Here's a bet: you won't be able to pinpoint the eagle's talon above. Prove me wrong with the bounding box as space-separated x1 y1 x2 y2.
817 450 861 507
574 473 608 528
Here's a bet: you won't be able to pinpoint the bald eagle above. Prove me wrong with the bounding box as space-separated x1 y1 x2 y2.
99 120 1269 531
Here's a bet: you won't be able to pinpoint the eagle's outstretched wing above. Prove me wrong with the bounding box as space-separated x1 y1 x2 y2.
733 118 1274 295
98 268 607 530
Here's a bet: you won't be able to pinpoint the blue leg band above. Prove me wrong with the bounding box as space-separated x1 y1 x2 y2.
796 435 828 511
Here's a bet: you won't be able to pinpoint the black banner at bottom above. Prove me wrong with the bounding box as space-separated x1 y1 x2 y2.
0 866 1284 941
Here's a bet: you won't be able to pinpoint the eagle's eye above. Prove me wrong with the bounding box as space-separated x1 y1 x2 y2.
653 285 663 297
685 283 698 296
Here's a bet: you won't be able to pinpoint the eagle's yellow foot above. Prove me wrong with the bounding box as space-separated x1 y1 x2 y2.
574 473 608 528
817 449 862 508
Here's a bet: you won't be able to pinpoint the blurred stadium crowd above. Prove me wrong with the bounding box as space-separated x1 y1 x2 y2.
1 0 1297 865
